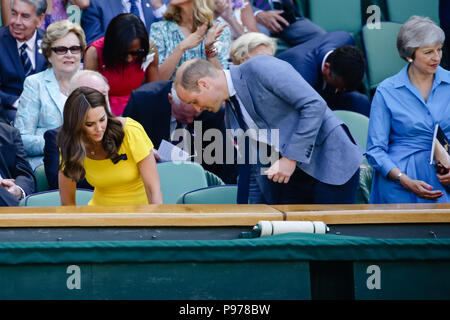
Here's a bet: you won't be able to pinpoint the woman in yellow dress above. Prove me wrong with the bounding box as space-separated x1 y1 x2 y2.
58 86 163 205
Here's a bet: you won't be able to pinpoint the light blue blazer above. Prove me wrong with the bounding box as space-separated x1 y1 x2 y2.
14 68 67 170
228 55 363 187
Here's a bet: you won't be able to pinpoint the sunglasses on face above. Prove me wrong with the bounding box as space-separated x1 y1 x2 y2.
51 45 82 55
126 48 146 57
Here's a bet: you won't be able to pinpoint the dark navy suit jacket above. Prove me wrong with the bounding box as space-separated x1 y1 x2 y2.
277 31 355 92
277 31 371 116
123 81 238 184
0 119 35 206
0 26 47 114
81 0 169 44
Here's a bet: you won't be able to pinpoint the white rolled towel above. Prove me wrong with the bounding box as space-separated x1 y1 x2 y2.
257 221 329 237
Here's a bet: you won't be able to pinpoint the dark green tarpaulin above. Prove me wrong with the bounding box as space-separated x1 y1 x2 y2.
0 233 449 265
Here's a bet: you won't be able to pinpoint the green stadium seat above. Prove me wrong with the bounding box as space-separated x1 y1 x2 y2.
362 21 407 90
157 161 208 204
33 164 49 192
23 189 93 207
334 110 370 151
386 0 440 24
176 185 238 204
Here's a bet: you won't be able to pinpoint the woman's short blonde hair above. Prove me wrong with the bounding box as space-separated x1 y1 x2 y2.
164 0 215 32
41 20 87 64
230 32 277 64
397 16 445 60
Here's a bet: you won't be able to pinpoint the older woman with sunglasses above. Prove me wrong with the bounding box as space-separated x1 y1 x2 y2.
83 13 159 116
14 19 85 170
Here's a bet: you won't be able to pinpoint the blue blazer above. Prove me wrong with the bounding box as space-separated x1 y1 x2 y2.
14 68 67 170
228 56 363 201
0 26 47 110
277 31 355 91
81 0 169 45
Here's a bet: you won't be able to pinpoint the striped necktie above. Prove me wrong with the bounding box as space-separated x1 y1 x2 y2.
129 0 140 17
254 0 272 10
20 43 33 77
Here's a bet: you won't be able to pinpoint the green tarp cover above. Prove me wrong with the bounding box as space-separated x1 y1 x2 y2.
0 233 449 265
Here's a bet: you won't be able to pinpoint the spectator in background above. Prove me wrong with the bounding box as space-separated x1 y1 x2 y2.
367 16 450 203
229 31 276 64
84 13 159 116
43 69 109 190
81 0 169 45
0 108 35 206
251 0 325 46
1 0 89 27
58 87 163 206
14 19 85 170
123 80 238 184
277 31 370 117
150 0 230 80
0 0 47 123
214 0 258 40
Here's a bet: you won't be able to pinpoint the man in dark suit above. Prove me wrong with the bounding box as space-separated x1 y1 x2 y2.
123 80 237 184
0 0 48 123
277 31 371 117
0 107 35 206
81 0 169 44
252 0 326 46
175 57 362 204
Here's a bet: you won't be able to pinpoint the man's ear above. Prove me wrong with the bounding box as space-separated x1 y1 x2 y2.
168 92 173 104
36 13 46 28
322 62 331 76
198 78 209 89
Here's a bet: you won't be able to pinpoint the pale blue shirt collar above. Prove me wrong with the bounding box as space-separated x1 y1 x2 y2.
224 69 236 98
393 64 450 89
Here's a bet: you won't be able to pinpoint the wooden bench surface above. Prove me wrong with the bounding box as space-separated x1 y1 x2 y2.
0 204 449 227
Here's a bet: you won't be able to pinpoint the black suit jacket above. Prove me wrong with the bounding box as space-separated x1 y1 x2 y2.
0 120 35 206
123 81 237 184
0 26 47 115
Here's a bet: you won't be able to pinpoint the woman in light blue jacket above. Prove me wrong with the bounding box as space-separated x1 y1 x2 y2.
14 19 85 170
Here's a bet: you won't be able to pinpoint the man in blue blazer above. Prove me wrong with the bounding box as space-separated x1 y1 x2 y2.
0 0 47 123
175 57 363 204
0 109 35 206
81 0 169 45
277 31 371 117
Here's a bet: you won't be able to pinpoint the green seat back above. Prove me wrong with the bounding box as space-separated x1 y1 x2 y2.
334 110 370 151
177 185 238 204
157 161 208 204
33 164 49 192
308 0 362 34
386 0 440 24
362 22 407 89
204 170 225 186
23 189 93 207
355 163 373 204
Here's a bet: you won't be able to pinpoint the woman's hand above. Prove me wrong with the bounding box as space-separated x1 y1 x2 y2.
179 23 208 51
400 175 444 201
215 0 234 22
437 167 450 186
205 22 226 48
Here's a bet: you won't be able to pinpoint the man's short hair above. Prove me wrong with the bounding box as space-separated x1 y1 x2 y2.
69 70 110 94
13 0 47 16
175 59 219 92
326 45 365 91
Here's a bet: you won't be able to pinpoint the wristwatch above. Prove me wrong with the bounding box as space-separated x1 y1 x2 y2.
396 172 404 182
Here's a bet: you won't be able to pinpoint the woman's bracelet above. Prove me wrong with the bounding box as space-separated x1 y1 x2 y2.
205 44 218 58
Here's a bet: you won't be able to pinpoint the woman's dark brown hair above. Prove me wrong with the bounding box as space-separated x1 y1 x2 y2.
57 86 125 181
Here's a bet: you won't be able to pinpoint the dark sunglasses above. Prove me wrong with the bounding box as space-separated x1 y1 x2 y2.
126 48 146 57
51 45 82 55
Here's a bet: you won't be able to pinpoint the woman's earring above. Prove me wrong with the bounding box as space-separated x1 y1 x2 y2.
407 58 413 63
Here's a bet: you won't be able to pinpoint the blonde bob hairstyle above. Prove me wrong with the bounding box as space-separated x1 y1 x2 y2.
230 32 277 65
164 0 215 32
41 20 87 65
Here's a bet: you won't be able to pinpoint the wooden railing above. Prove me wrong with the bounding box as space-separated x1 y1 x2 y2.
0 203 449 227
